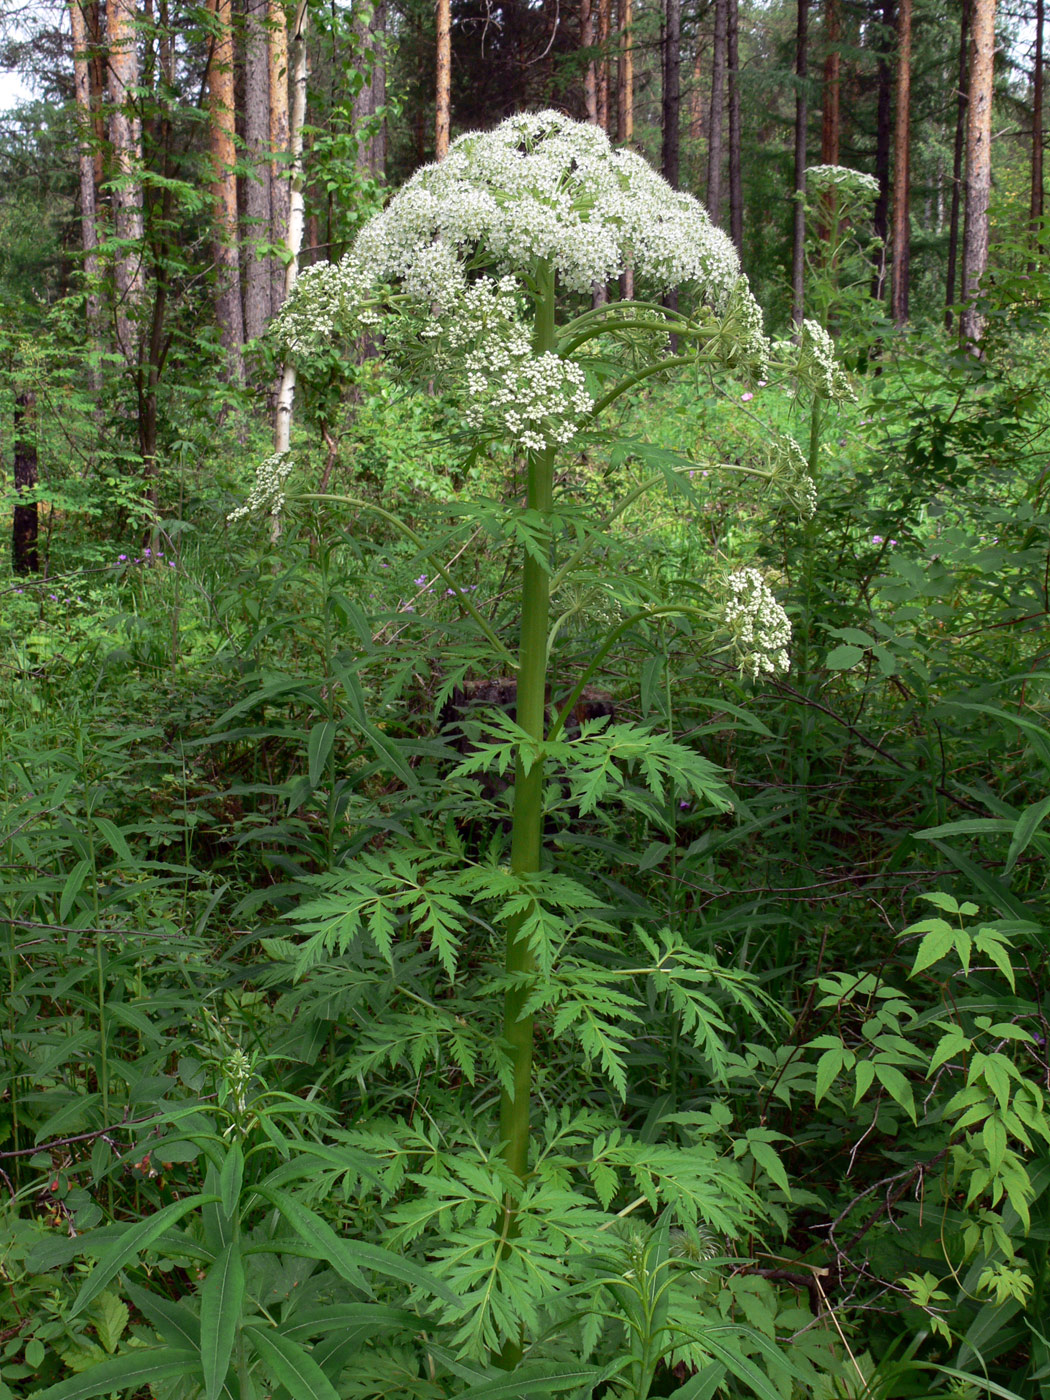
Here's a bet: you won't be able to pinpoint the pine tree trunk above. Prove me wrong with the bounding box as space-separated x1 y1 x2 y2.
106 0 146 362
597 0 611 130
354 0 387 174
890 0 911 323
618 0 634 296
728 0 743 253
12 392 39 577
581 0 598 122
688 42 706 146
871 0 894 301
707 0 727 222
88 2 106 194
662 0 681 188
945 0 968 321
436 0 451 155
791 0 809 328
960 0 996 343
269 0 291 316
206 0 245 380
371 0 387 174
1032 0 1044 245
70 0 102 381
821 0 840 165
243 0 271 342
617 0 633 144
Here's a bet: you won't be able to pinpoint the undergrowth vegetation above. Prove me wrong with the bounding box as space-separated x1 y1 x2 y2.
2 132 1050 1399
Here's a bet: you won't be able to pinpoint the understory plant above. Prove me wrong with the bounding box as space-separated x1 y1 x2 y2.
220 111 852 1391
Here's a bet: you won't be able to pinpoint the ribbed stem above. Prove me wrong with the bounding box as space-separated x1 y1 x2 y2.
496 259 557 1369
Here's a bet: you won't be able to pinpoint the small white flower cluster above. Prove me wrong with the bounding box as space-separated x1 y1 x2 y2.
805 164 880 205
271 261 377 358
795 320 855 402
769 433 817 519
465 338 593 453
227 451 294 521
722 567 792 679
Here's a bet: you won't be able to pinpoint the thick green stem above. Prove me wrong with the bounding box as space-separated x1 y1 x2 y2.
496 260 557 1369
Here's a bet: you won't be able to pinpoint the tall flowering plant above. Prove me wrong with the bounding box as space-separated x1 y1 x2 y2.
237 113 850 1383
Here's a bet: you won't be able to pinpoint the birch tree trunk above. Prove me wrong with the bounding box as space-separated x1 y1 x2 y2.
269 0 291 316
244 0 272 342
206 0 245 380
436 0 451 156
70 0 102 382
106 0 146 363
273 0 309 477
890 0 911 324
960 0 996 343
791 0 809 328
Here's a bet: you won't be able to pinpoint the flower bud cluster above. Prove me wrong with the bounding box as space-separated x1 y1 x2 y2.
769 434 817 519
722 567 792 679
791 320 856 402
227 452 294 521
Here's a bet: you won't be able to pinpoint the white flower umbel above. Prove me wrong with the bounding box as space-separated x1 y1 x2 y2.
722 567 792 679
269 109 768 461
804 165 880 204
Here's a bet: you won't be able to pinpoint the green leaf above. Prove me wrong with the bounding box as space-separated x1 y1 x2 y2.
28 1348 198 1400
201 1243 245 1400
814 1046 843 1106
874 1062 916 1121
89 1291 128 1353
245 1327 340 1400
825 643 865 670
690 1330 795 1400
307 719 337 789
667 1364 727 1400
746 1139 790 1195
123 1280 200 1351
910 920 955 975
256 1185 459 1305
448 1364 604 1398
219 1144 244 1220
92 816 135 866
59 858 92 922
69 1194 212 1319
1005 793 1050 875
276 1303 417 1346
